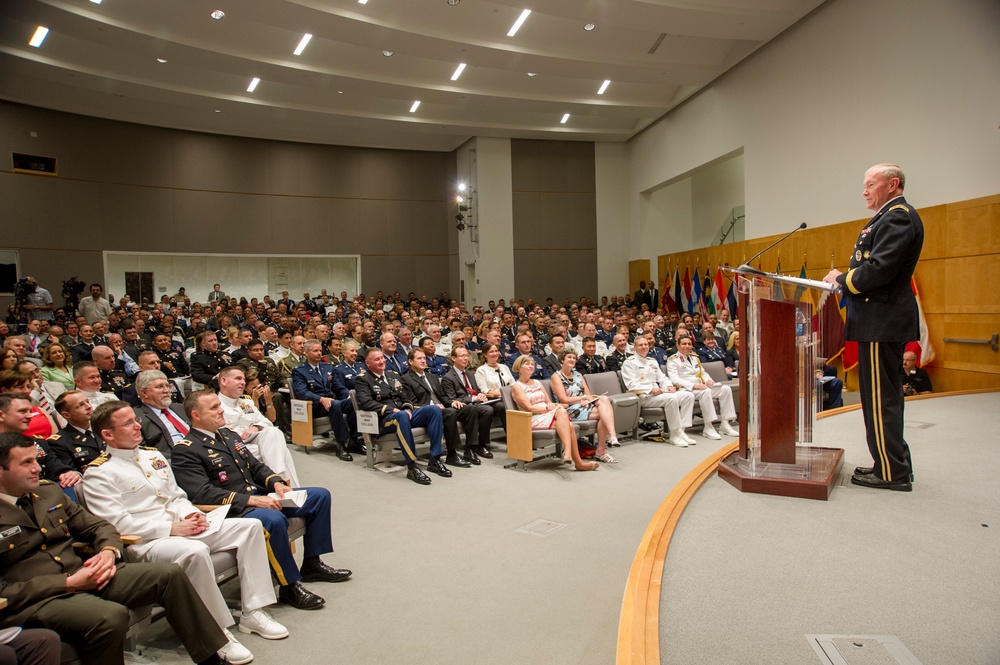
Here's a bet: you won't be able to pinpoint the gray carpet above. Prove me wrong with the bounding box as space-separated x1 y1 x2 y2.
659 393 1000 665
127 428 738 664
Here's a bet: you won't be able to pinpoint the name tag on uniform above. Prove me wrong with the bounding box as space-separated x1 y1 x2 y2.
0 526 22 539
74 447 88 459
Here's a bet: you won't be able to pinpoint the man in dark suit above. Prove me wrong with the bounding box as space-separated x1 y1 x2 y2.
49 390 104 473
400 349 471 469
70 324 97 364
824 163 923 492
354 349 448 486
633 280 656 309
441 346 500 462
291 340 361 460
133 369 190 458
170 389 350 610
207 284 226 302
0 431 228 665
542 333 565 376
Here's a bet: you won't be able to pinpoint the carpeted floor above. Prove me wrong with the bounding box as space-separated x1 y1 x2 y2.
659 393 1000 665
129 426 738 664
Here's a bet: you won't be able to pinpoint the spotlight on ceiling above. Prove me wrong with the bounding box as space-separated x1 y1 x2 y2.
584 23 596 31
210 10 225 20
447 0 461 5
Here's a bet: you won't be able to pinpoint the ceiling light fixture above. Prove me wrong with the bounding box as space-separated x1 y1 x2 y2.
409 100 421 113
210 10 225 20
358 0 369 4
560 113 570 124
451 63 466 81
507 9 531 37
157 58 168 64
597 79 611 95
382 50 394 57
247 77 260 92
90 0 103 4
293 33 312 56
28 26 49 48
584 23 596 31
447 0 461 5
527 72 537 77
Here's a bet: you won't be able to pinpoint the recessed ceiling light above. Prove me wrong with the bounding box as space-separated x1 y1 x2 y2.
451 63 466 81
409 101 421 113
526 72 537 77
560 113 570 124
214 109 221 113
28 26 49 48
382 50 394 57
507 9 531 37
358 0 368 4
247 77 260 92
597 80 611 95
293 33 312 56
90 0 103 4
157 58 168 64
337 90 343 94
584 23 596 31
210 10 225 20
447 0 461 5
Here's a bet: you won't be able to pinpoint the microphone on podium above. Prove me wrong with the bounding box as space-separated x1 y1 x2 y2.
737 222 807 275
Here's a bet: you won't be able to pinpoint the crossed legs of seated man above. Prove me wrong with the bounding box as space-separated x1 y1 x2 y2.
639 390 695 446
688 384 738 440
383 405 449 485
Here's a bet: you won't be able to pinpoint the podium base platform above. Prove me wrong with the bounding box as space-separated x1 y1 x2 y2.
717 446 844 501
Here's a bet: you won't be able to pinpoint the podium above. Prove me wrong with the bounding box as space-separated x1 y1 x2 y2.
716 268 845 500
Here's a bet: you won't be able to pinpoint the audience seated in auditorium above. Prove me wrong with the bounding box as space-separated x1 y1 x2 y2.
550 348 619 462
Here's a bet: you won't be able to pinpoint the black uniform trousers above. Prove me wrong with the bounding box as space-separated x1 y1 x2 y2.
22 562 225 665
857 341 912 482
0 629 60 665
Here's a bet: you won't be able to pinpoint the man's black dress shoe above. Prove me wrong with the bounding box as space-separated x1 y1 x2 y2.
426 457 453 477
854 466 914 482
407 465 431 485
278 582 325 609
463 448 481 465
300 558 352 583
850 473 912 492
347 438 367 455
334 443 353 462
445 452 471 468
473 446 493 459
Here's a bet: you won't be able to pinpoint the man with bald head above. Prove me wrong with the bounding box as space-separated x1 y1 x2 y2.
92 344 129 399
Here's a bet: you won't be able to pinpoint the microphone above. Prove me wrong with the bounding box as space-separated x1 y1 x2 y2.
737 222 807 275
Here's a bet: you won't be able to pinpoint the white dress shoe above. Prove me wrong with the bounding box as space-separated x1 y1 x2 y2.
239 608 289 640
219 628 254 665
720 421 739 436
680 430 697 445
702 426 722 440
668 431 689 447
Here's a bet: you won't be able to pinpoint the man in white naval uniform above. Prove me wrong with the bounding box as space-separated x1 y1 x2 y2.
620 336 696 447
666 336 739 440
217 365 300 487
80 400 289 665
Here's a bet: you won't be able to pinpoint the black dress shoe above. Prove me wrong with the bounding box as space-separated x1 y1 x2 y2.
850 472 912 492
854 466 914 482
463 448 481 465
473 446 493 459
347 438 367 455
300 558 352 583
334 443 353 462
445 452 471 468
407 465 431 485
426 457 453 477
278 582 325 609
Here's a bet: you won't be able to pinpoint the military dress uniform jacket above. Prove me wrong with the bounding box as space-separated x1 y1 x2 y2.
235 357 279 389
604 349 632 373
621 354 671 393
99 368 130 399
577 354 606 375
190 350 233 386
33 437 76 483
153 347 189 379
170 428 286 517
665 353 711 389
835 196 924 343
354 370 413 429
333 360 366 391
383 351 409 376
276 353 305 380
0 481 124 627
48 425 104 473
291 362 349 402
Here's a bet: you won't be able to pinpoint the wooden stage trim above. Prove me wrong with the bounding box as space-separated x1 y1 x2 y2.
816 388 1000 420
616 442 738 665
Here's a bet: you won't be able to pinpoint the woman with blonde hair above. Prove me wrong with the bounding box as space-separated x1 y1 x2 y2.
40 342 75 391
511 355 598 471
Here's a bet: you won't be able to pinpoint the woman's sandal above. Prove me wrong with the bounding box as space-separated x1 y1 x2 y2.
597 452 618 464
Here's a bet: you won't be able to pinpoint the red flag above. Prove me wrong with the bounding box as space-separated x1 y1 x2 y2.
905 277 935 366
661 269 677 312
682 267 693 314
816 289 845 362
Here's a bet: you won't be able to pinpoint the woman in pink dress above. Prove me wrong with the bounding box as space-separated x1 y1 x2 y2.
510 355 598 471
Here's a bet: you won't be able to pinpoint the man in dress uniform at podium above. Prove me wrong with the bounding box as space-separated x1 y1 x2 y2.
824 163 923 492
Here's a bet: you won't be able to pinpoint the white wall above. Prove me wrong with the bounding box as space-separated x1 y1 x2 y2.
469 137 515 306
595 142 631 298
627 0 1000 246
691 153 745 249
105 253 358 304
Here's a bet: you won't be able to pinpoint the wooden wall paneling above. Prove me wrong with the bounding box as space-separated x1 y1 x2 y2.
629 260 651 296
944 255 1000 314
945 197 1000 258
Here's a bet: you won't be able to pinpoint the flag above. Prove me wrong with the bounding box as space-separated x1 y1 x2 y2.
817 289 845 362
713 268 726 313
682 267 693 314
703 272 716 316
726 281 738 317
793 263 809 303
905 277 935 366
672 265 683 314
661 267 676 312
771 256 784 301
840 291 858 371
693 267 708 318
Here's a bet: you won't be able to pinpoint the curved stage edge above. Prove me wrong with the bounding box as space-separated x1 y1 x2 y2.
614 388 999 665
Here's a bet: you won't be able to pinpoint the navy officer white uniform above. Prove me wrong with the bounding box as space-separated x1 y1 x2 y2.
217 366 300 487
620 336 696 446
666 336 738 440
170 389 351 611
80 401 287 664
